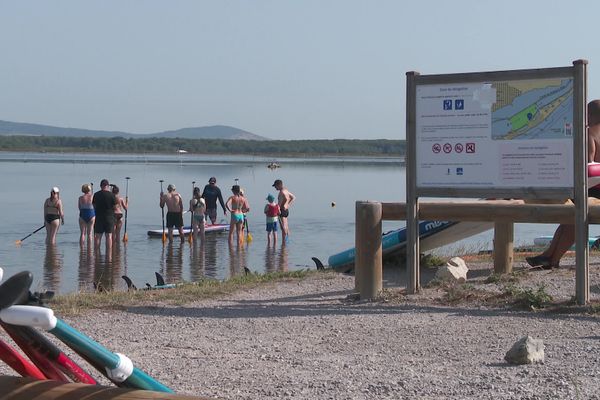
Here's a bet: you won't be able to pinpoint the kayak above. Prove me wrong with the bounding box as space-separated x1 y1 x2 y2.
147 223 228 237
533 236 599 249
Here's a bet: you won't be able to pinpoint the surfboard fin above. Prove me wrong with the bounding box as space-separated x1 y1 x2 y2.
155 272 166 286
121 275 137 290
311 257 325 270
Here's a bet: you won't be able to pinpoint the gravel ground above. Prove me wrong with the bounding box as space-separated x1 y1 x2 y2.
2 257 600 399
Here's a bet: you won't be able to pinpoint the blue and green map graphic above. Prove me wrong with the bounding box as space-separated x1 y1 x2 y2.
491 78 573 140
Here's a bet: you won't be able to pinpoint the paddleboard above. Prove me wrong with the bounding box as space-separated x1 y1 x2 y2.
147 223 228 237
328 220 494 268
533 236 599 249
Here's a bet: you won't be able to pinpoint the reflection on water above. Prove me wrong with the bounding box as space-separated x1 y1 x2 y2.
161 242 184 283
263 244 289 273
43 245 63 292
189 242 205 282
93 244 124 291
228 243 247 277
203 237 219 279
78 244 94 290
72 243 129 292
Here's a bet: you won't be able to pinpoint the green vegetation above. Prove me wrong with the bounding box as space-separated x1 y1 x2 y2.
0 135 405 157
51 269 329 316
502 284 553 310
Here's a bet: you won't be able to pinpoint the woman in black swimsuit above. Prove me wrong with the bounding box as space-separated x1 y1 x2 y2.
44 187 64 245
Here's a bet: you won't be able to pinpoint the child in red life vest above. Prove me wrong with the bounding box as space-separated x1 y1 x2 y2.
264 194 280 245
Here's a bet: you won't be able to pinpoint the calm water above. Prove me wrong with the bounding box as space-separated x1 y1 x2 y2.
0 152 594 294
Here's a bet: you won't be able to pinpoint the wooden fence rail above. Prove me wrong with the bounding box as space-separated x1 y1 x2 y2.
355 200 600 302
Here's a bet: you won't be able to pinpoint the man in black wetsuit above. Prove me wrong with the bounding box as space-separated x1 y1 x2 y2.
201 177 227 224
93 179 117 255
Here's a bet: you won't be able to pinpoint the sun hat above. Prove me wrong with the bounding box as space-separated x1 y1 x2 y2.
266 194 275 202
272 179 282 187
52 187 60 193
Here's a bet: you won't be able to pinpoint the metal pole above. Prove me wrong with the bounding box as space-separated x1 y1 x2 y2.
573 59 589 305
406 71 420 293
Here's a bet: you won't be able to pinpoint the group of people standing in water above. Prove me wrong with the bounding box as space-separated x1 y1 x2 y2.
43 179 127 253
43 175 295 250
160 177 295 246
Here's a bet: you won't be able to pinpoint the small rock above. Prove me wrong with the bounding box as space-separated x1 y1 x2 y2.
505 336 545 365
435 256 469 283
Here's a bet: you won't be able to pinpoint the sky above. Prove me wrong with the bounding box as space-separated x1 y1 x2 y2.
1 1 599 140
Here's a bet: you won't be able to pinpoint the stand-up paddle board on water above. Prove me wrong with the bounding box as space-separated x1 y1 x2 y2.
147 223 228 238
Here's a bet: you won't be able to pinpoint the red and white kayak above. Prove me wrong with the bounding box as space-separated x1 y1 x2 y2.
147 224 229 238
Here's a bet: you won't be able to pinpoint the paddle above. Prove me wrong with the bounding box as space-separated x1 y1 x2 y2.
0 305 173 393
159 180 166 243
15 225 45 246
123 176 130 243
244 216 253 243
189 181 195 243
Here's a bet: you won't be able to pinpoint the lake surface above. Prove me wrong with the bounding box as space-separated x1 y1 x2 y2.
0 152 593 294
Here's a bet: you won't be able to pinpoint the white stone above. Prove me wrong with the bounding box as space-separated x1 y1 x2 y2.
504 336 545 365
435 256 468 283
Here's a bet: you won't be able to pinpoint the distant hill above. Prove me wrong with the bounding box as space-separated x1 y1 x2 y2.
0 120 268 140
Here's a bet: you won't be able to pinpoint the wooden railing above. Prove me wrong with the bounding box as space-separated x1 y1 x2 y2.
355 200 600 302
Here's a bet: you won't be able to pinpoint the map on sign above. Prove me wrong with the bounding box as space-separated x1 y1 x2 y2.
491 78 573 140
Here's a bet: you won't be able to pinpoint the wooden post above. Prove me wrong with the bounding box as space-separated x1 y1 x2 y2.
493 222 513 274
0 375 212 400
355 201 382 299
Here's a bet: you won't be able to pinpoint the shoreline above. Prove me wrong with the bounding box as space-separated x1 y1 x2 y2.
1 258 599 399
0 150 404 164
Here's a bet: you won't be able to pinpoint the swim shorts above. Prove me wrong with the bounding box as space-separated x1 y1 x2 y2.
94 216 114 234
266 221 278 232
166 212 184 228
280 208 289 218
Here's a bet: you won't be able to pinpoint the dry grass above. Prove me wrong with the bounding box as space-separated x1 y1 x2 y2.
50 269 332 316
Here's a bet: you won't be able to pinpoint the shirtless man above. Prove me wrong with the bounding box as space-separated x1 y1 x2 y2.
272 179 296 242
160 184 185 243
527 100 600 268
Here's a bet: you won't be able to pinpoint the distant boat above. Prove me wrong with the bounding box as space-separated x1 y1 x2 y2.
267 161 280 169
177 149 188 154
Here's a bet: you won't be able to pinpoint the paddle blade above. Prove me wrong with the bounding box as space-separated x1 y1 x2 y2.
0 271 34 310
14 240 22 246
123 233 128 243
162 233 166 243
247 232 253 243
188 232 193 244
